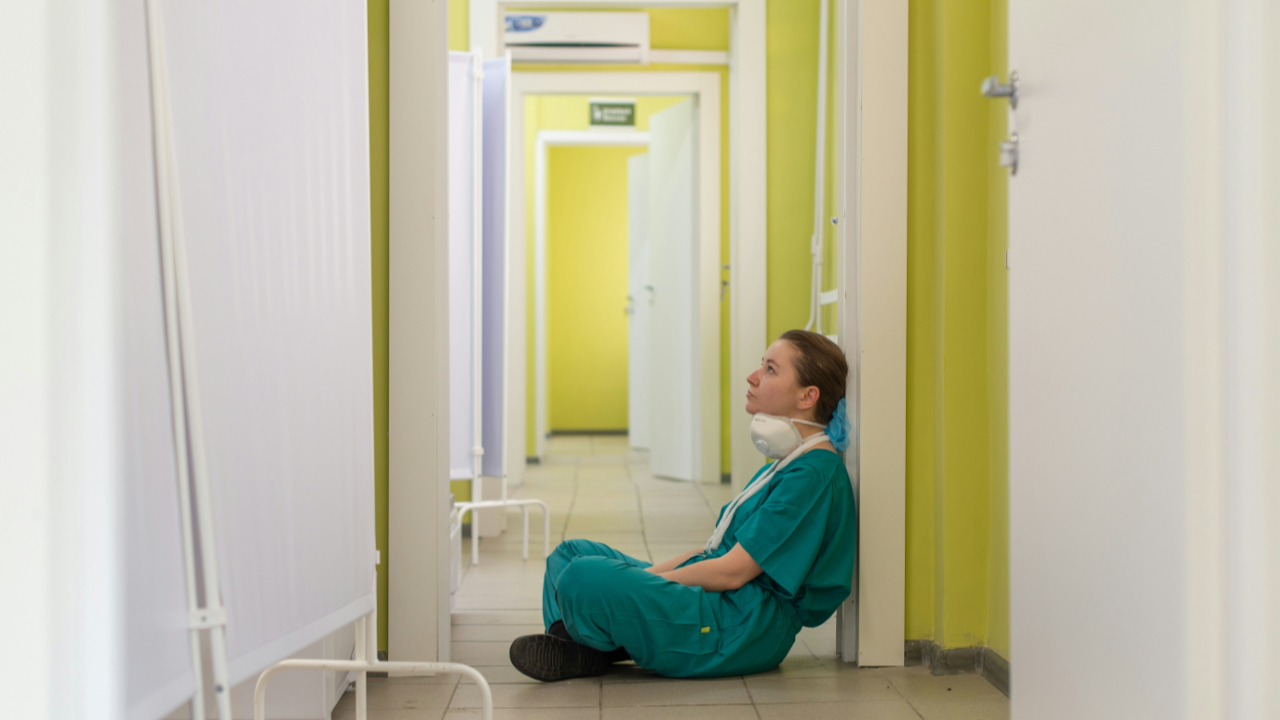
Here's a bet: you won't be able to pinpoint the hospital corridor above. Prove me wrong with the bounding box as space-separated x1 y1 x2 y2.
6 1 1280 720
332 436 1008 719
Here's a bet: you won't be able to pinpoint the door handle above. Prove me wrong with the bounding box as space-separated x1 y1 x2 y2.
1000 132 1019 176
983 71 1019 175
981 70 1018 109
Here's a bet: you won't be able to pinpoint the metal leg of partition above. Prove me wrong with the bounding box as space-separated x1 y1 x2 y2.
455 499 552 562
354 616 368 720
253 657 492 720
522 505 529 558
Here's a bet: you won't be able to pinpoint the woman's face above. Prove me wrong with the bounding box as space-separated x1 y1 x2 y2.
745 340 812 418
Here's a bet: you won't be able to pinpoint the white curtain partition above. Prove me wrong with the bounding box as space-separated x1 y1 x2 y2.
159 0 376 687
481 56 509 480
122 3 197 717
450 52 510 487
449 52 478 482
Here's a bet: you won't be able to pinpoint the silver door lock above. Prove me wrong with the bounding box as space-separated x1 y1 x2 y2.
981 70 1018 109
1000 132 1019 176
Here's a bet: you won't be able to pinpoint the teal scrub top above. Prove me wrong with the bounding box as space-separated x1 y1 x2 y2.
709 450 857 627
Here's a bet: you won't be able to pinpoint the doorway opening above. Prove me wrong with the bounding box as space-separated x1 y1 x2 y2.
530 96 712 483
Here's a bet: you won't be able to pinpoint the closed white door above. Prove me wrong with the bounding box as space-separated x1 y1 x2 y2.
646 99 698 481
627 153 651 450
1007 3 1193 717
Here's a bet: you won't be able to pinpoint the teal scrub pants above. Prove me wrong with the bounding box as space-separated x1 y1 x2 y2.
542 539 802 678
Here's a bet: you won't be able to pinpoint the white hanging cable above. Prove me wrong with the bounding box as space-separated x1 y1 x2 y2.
144 1 233 718
704 432 830 553
804 0 830 332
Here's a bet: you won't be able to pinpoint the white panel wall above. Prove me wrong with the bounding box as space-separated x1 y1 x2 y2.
159 0 376 686
120 3 198 717
448 52 477 482
480 56 509 481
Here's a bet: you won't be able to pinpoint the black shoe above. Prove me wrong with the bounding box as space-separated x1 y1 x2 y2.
509 633 610 682
549 621 631 664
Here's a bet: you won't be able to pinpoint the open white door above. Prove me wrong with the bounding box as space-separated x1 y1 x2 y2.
646 98 698 481
1006 2 1210 715
627 153 651 451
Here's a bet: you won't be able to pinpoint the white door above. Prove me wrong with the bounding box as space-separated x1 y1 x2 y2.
627 153 651 450
1007 3 1194 717
646 99 698 481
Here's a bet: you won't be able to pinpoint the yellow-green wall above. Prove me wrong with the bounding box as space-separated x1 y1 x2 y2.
367 0 389 652
546 145 648 431
985 0 1010 662
905 0 1009 657
365 0 1011 658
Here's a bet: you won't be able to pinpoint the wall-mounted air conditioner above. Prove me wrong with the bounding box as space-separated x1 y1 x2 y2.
504 12 650 64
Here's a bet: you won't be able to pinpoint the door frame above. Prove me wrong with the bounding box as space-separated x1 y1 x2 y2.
836 0 908 665
514 73 721 487
472 0 767 496
533 130 653 454
389 0 910 665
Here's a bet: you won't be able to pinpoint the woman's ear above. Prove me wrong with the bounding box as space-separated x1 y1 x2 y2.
797 386 820 411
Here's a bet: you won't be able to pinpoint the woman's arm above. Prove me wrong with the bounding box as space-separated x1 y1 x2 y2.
659 544 763 592
645 548 702 575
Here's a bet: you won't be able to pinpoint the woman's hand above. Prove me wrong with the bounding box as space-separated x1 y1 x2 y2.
658 544 763 592
646 548 701 575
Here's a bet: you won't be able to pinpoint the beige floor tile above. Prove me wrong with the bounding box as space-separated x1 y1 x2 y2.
362 680 458 710
884 672 1006 701
444 708 600 720
637 498 715 514
909 695 1010 720
460 664 543 685
451 624 544 642
561 531 648 545
450 641 514 666
333 706 447 720
451 593 542 611
566 516 645 533
547 436 595 453
449 679 601 708
365 672 460 687
576 465 632 481
754 699 924 720
571 498 642 513
455 579 543 597
744 673 900 705
749 656 867 680
603 705 759 720
452 609 544 625
579 456 631 467
601 678 752 707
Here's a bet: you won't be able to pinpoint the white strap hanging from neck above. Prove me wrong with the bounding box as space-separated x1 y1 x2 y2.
704 432 831 553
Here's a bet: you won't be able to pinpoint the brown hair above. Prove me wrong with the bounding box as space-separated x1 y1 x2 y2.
778 329 848 424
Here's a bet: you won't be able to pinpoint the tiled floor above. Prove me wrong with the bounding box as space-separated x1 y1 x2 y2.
334 435 1009 720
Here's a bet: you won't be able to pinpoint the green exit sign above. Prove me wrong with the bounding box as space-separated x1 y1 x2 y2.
589 100 635 127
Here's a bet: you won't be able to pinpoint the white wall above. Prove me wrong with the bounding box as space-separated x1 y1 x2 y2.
389 0 453 662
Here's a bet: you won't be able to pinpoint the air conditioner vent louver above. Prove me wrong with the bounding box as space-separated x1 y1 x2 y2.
504 12 650 65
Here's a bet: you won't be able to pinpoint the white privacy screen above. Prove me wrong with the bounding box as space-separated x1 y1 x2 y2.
121 4 196 717
449 52 477 481
480 56 509 479
160 0 376 685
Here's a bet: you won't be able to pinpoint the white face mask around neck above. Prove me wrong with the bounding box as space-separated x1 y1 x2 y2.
749 412 826 460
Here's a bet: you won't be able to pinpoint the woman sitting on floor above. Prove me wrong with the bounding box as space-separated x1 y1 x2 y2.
509 329 857 681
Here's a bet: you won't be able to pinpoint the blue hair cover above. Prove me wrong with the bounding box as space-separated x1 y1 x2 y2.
827 397 851 452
